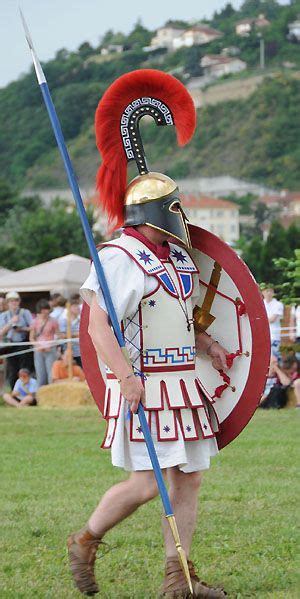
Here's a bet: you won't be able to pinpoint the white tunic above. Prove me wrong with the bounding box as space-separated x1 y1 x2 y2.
81 234 218 472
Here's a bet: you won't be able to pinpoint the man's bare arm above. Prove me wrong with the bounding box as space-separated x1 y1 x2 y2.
88 294 144 413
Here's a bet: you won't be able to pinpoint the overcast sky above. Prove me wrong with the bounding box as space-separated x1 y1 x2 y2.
1 0 290 88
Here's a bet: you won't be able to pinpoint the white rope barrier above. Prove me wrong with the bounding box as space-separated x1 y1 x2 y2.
0 338 78 360
0 337 77 347
0 329 298 362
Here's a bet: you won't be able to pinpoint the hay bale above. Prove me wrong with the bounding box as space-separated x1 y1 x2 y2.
37 382 95 408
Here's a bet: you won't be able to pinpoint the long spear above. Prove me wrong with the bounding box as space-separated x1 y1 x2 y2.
20 10 193 594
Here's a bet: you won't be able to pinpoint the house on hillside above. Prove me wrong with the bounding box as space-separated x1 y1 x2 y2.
287 16 300 42
173 25 222 49
181 194 240 244
150 25 185 49
221 46 241 57
236 14 270 36
101 44 124 56
201 55 247 78
260 192 300 230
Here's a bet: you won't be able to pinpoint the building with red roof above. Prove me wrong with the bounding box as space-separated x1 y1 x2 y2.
181 194 240 244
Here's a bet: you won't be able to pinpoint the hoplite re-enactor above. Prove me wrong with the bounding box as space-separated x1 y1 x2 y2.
74 69 270 597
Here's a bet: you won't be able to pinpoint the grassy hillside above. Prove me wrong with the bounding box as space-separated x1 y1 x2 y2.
1 0 300 190
25 75 300 191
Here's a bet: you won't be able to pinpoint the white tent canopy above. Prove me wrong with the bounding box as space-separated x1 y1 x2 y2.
0 267 13 278
0 254 90 296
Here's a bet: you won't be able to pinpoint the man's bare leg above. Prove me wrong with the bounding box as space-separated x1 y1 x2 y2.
88 469 159 536
162 467 202 558
161 467 226 597
68 469 159 595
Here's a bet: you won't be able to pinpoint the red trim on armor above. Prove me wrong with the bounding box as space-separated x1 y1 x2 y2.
108 392 122 419
155 409 179 442
179 379 203 408
169 244 200 274
101 418 117 449
103 388 110 418
169 258 195 300
161 380 187 410
195 377 215 404
177 410 199 441
142 283 160 299
142 364 195 373
138 305 144 374
101 242 181 298
106 372 118 380
129 410 152 442
196 408 215 439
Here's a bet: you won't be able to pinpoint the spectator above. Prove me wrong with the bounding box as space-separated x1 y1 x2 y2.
50 293 67 326
289 304 300 344
261 284 284 359
260 355 299 409
0 292 6 317
0 291 33 389
59 299 82 367
52 347 85 382
30 299 58 387
0 293 7 392
3 368 37 407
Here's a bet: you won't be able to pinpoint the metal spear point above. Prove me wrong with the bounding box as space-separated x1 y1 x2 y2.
20 10 193 594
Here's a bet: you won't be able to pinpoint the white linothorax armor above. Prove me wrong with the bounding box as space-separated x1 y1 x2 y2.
101 234 219 449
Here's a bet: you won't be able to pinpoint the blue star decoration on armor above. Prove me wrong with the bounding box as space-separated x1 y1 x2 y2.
186 425 192 432
137 250 153 264
149 300 156 307
171 249 188 263
163 425 171 433
136 426 142 434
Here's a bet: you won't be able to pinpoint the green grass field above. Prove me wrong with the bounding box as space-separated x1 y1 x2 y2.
0 406 299 598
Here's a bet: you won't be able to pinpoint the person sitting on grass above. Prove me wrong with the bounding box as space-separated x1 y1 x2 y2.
3 368 37 407
260 355 299 409
52 347 85 383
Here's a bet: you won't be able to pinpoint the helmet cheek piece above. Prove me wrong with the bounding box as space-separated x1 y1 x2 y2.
125 192 191 248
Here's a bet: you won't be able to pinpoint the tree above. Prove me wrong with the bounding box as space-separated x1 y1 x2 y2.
260 221 290 285
242 235 264 280
252 201 279 238
184 46 203 77
0 198 101 270
77 42 95 59
241 221 300 286
274 249 300 304
0 180 18 218
240 0 281 19
125 20 152 49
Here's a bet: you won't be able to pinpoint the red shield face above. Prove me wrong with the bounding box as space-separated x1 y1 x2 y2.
80 224 270 450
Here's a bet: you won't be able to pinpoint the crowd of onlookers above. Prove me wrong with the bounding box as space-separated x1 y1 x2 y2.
260 284 300 409
1 284 299 410
0 291 85 408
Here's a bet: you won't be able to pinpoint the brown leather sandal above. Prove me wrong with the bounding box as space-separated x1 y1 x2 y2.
161 557 227 598
67 526 102 595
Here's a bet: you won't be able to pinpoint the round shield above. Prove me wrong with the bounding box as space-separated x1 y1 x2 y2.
80 224 270 449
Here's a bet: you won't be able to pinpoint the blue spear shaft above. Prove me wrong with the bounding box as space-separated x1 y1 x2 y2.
20 11 192 593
